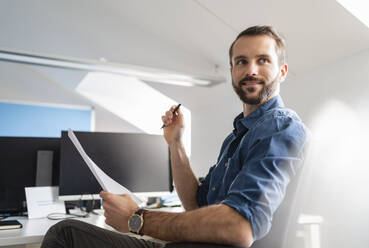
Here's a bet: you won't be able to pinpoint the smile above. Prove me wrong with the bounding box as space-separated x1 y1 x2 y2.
240 80 262 86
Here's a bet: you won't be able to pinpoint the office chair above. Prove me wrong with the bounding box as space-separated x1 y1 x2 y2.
250 153 322 248
249 164 304 248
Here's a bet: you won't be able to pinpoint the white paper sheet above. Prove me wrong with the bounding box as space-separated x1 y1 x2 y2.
25 186 65 219
67 129 142 204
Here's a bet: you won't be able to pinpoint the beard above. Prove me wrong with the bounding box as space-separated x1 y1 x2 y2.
232 74 279 105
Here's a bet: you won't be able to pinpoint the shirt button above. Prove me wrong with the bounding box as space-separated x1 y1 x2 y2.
212 187 216 191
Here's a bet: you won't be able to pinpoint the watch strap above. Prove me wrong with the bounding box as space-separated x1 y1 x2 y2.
135 208 146 216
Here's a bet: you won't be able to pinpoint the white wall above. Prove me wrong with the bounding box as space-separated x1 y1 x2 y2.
283 48 369 124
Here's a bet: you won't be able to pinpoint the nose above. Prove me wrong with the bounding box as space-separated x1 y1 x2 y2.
244 62 258 77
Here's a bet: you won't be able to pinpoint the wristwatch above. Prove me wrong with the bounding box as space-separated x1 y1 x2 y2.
128 208 146 235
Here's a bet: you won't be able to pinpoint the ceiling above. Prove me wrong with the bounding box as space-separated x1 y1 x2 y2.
1 0 369 83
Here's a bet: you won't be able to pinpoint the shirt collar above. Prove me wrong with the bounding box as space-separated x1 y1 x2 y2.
233 95 285 135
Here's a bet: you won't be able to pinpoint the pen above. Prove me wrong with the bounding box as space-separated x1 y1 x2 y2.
161 104 181 129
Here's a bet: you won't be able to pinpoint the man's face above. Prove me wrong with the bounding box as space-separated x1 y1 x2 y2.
230 35 287 105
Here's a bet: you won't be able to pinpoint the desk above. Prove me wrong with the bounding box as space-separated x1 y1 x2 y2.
0 214 111 247
0 208 185 248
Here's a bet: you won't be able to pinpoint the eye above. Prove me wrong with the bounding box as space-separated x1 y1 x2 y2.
235 59 247 65
259 58 269 64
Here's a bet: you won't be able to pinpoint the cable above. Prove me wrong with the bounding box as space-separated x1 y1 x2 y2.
47 195 91 220
47 212 89 220
90 194 103 215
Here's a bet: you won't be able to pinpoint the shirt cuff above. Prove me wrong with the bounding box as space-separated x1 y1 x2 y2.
222 194 270 241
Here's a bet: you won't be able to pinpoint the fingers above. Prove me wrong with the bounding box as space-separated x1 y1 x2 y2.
162 110 174 126
101 193 130 210
99 191 110 200
99 191 107 200
166 110 173 120
170 105 177 112
161 105 182 126
118 194 130 198
175 106 183 117
101 198 116 216
170 105 183 117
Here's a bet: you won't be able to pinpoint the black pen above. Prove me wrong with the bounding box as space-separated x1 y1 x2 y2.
161 104 181 129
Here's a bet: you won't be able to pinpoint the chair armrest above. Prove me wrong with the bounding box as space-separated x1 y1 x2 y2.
298 214 324 225
296 214 323 248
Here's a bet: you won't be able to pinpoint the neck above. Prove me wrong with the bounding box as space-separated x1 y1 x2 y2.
242 93 278 117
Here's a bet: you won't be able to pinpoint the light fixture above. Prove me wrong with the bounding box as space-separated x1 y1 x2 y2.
0 48 225 87
336 0 369 28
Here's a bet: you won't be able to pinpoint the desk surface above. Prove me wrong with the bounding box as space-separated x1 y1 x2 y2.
0 214 109 246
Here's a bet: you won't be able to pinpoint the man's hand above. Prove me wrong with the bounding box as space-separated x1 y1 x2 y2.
99 191 139 233
161 105 184 146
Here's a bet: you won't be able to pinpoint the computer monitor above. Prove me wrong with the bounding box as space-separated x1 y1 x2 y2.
0 137 60 215
59 131 171 200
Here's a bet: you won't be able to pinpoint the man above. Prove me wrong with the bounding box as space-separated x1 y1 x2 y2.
41 26 308 248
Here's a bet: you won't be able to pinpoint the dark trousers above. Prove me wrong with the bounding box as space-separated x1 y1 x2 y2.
41 219 165 248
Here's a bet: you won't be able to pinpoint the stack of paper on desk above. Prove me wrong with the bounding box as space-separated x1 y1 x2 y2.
67 129 142 204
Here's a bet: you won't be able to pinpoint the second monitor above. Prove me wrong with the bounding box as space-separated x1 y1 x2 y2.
59 131 171 200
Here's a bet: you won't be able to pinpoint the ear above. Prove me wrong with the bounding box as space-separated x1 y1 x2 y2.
279 64 288 83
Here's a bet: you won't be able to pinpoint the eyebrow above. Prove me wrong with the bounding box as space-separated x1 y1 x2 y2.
233 55 247 61
233 54 271 61
256 54 271 59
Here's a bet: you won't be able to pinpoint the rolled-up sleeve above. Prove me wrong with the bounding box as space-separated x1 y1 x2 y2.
222 116 308 240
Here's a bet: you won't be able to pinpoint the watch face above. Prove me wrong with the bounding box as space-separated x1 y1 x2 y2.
129 215 142 231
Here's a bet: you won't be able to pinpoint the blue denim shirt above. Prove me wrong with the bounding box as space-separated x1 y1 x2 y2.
196 95 308 241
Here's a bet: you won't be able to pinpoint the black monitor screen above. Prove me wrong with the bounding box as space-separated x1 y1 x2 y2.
0 137 60 214
59 131 170 196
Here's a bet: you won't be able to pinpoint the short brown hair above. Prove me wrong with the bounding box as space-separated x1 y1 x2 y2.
229 25 286 67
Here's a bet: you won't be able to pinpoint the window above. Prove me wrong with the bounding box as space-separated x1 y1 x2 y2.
0 101 93 137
